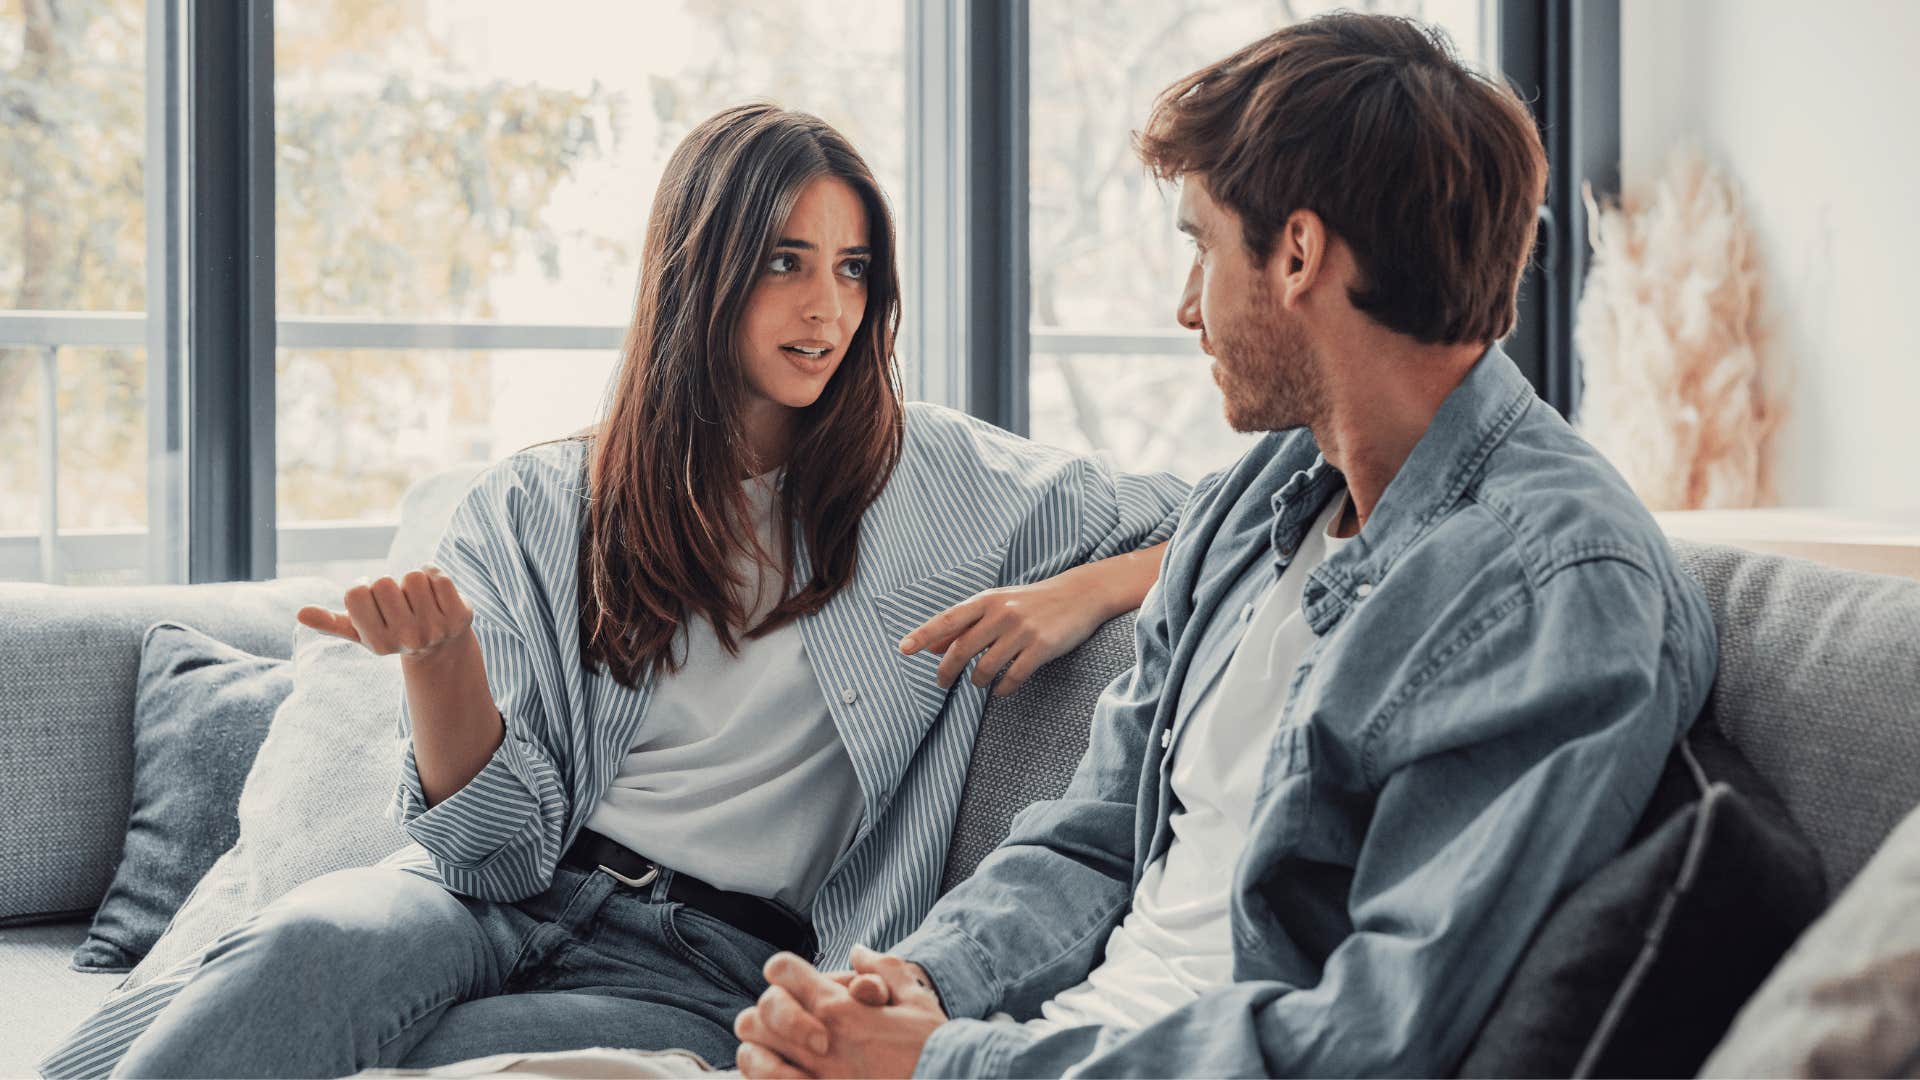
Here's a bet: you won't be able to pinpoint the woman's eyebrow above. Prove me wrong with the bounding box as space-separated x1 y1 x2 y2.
775 238 872 256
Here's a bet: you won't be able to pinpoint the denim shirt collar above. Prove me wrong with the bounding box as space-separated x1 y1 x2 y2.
1271 343 1536 635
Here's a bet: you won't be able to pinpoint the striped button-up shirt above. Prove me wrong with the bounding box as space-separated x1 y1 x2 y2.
384 402 1188 966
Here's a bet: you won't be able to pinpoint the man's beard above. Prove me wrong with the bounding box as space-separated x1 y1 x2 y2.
1209 285 1325 434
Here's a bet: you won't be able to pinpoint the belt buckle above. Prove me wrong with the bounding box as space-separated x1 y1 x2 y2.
597 862 659 889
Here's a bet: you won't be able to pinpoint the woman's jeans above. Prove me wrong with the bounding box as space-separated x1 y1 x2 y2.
113 863 776 1078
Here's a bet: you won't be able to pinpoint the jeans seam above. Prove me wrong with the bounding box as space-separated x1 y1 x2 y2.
371 991 463 1062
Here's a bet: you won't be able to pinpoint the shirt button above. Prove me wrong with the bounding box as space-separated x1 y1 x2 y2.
1160 729 1172 749
840 687 859 704
1355 582 1374 599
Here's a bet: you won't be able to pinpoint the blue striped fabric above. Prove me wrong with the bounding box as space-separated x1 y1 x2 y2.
39 402 1188 1078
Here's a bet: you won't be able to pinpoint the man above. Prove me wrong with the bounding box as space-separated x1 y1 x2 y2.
734 13 1718 1079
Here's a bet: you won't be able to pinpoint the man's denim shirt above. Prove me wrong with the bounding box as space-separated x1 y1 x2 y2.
894 346 1719 1078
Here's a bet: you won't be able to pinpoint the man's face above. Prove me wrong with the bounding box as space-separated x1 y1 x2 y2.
1174 177 1324 433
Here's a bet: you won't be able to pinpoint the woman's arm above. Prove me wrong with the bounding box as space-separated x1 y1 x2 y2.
900 540 1169 698
299 567 503 807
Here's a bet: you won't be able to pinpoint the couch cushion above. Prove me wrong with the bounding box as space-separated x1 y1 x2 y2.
0 579 337 926
72 625 294 973
1670 539 1920 891
0 920 119 1077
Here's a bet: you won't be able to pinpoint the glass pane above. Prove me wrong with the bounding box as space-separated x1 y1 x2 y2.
0 0 149 584
274 0 907 576
275 346 620 581
1028 0 1489 479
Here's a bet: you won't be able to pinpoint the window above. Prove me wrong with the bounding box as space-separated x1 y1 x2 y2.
1027 0 1492 481
0 0 150 584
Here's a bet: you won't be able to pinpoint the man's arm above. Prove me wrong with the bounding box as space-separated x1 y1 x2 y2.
888 563 1181 1022
927 557 1713 1078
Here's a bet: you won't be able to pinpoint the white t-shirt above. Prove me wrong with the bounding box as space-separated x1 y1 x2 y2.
1028 493 1352 1034
583 471 864 914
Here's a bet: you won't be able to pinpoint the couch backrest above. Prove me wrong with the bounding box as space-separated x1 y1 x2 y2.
1670 539 1920 891
0 580 334 923
943 541 1920 895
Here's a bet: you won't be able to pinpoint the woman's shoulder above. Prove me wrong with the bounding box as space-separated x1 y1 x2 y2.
454 438 591 533
899 400 1083 485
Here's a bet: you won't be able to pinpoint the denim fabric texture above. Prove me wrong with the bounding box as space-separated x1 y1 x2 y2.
112 863 772 1077
893 346 1720 1078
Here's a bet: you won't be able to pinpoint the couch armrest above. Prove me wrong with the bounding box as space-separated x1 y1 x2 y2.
0 579 336 924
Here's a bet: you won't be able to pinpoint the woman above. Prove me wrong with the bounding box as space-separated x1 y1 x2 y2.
90 104 1187 1077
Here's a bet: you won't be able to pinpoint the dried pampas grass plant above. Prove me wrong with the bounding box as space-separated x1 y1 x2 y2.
1575 148 1783 510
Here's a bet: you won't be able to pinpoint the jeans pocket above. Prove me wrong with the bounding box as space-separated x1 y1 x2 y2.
659 902 774 1003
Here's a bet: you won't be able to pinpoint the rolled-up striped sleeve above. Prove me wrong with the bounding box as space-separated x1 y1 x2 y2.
386 460 576 901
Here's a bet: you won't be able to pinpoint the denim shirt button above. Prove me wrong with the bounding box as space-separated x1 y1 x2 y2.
1160 729 1172 749
1356 582 1374 599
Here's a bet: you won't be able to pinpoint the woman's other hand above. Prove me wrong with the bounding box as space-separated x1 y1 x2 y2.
898 571 1112 699
296 565 473 659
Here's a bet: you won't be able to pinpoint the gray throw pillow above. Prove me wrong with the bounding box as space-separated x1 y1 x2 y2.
70 624 293 973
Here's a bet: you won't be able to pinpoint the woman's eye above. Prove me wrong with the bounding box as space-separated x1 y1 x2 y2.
768 253 799 274
840 259 868 281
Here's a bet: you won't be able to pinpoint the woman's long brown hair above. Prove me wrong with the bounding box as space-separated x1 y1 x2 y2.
579 104 904 686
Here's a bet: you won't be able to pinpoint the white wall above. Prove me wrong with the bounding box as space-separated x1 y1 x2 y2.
1620 0 1920 510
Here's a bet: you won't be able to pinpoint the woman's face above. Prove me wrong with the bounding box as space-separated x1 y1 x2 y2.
737 176 872 420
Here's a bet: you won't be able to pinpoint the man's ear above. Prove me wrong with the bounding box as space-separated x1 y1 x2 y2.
1268 209 1328 309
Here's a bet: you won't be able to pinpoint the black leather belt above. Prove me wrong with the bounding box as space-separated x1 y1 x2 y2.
561 828 816 959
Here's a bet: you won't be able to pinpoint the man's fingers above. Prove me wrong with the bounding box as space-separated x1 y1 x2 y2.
846 972 891 1006
755 985 830 1057
901 600 981 656
762 952 851 1016
736 1041 815 1080
849 945 938 1007
295 606 360 642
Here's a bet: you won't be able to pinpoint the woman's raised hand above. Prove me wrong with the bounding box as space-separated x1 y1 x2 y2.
296 565 473 658
898 573 1111 699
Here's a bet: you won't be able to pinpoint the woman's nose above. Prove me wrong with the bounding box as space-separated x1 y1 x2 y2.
803 272 842 323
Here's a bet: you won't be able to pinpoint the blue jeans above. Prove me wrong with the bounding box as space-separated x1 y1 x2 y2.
113 864 774 1078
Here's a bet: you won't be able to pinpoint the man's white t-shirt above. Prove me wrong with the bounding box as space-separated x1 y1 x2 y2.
1026 492 1352 1034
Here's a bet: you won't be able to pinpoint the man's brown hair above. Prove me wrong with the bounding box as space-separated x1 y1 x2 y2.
1136 13 1547 344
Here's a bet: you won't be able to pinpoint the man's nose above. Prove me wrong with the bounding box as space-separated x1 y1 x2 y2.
1176 263 1203 330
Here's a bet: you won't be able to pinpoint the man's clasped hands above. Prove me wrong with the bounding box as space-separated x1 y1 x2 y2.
732 946 949 1080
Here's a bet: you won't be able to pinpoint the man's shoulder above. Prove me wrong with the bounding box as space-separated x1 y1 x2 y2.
1453 411 1681 587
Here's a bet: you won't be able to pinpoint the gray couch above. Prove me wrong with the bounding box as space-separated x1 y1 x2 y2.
3 539 1918 1077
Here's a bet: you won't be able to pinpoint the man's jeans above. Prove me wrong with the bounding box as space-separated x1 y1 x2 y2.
114 863 774 1078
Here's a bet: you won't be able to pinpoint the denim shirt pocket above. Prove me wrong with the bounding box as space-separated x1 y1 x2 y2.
1255 721 1317 854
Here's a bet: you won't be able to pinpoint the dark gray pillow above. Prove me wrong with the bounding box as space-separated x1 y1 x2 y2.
70 623 292 972
1454 726 1829 1078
